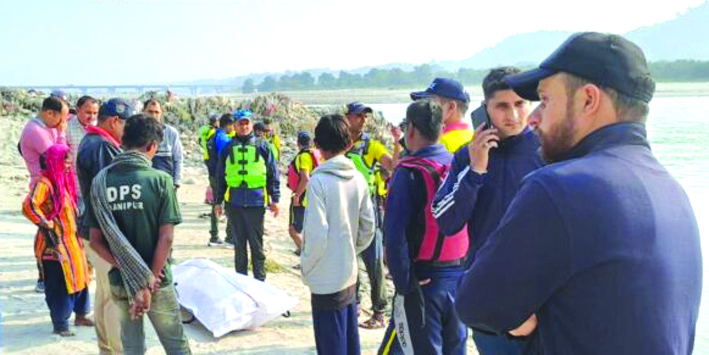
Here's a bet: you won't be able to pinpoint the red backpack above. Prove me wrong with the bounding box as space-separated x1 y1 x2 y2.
287 149 321 191
397 156 469 264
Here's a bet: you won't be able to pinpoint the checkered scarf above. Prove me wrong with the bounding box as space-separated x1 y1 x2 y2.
90 150 155 299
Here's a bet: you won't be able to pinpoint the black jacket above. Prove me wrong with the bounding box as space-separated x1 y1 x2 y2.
77 133 122 238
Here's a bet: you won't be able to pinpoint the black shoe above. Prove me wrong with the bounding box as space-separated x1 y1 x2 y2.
208 239 224 247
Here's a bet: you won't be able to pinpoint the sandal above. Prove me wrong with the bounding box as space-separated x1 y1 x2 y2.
53 329 75 337
359 313 385 329
74 315 95 327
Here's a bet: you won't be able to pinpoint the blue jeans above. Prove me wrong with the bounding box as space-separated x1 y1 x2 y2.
312 301 360 355
114 284 191 354
378 275 467 355
472 330 525 355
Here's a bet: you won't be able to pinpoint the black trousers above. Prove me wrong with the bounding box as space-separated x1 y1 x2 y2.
227 206 266 281
357 200 387 314
208 177 232 242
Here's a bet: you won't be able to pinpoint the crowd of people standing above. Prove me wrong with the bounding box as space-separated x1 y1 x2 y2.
14 31 702 355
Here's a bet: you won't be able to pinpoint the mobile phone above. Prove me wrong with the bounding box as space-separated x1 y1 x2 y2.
470 104 493 130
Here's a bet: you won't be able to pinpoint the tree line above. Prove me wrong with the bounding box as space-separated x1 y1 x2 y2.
241 60 709 93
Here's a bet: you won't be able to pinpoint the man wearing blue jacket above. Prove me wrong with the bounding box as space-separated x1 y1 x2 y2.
378 99 467 354
215 109 280 281
432 67 543 353
455 32 702 355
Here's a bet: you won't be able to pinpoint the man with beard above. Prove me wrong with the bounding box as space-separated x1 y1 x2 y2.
455 32 702 355
432 67 543 354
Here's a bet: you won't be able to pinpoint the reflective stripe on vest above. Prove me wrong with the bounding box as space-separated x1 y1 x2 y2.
225 142 267 189
398 156 469 263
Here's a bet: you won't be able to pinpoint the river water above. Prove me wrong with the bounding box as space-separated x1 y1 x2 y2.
370 97 709 353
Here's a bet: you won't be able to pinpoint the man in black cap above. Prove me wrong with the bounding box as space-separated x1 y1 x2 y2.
411 78 474 153
454 32 702 354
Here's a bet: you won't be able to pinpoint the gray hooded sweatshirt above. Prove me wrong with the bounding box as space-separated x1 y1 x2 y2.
301 154 375 295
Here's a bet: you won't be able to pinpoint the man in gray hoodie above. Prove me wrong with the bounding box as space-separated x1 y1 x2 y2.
301 114 376 355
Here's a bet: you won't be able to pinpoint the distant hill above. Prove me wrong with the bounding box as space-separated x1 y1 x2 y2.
439 31 574 71
626 1 709 61
182 1 709 86
440 1 709 71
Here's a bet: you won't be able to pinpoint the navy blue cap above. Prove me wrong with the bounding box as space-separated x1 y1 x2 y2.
99 98 134 120
503 32 656 103
410 78 470 102
345 102 373 115
297 131 312 146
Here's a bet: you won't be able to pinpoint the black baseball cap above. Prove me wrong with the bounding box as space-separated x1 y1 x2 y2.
99 98 134 120
503 32 655 103
346 101 373 115
410 78 470 102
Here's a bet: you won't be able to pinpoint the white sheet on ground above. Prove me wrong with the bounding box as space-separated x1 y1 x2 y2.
172 258 298 337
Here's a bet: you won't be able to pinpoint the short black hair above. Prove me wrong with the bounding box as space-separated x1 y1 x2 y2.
143 99 162 109
297 132 312 147
253 121 266 133
406 99 443 141
436 96 469 117
564 73 650 123
219 113 234 128
314 114 351 154
483 66 523 100
262 117 273 125
76 95 98 109
41 96 66 113
122 114 164 150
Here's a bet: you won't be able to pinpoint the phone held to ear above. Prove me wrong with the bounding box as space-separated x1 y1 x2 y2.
470 104 493 130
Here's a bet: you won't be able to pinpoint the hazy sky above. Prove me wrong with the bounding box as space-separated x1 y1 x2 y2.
0 0 705 86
